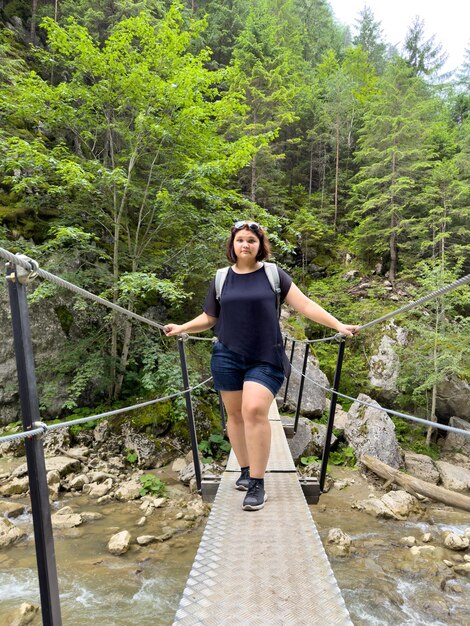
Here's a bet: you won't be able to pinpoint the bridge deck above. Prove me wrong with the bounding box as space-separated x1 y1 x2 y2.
173 403 352 626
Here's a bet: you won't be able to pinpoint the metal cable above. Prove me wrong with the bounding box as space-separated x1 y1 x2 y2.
1 247 168 331
283 333 340 344
290 364 470 437
357 273 470 332
0 376 213 444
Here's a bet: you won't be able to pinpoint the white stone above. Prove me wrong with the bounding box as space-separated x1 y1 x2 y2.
108 530 131 555
114 480 141 501
136 535 157 546
136 517 146 527
172 458 187 472
327 528 352 547
56 506 74 515
80 512 103 522
422 533 432 543
0 517 27 547
410 545 436 556
1 601 39 625
51 513 82 529
0 476 29 496
400 536 416 547
444 532 470 551
88 478 113 498
69 474 89 490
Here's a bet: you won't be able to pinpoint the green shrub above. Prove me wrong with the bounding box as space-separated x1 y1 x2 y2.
139 474 167 497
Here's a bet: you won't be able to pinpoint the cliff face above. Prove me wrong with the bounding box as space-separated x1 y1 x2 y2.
0 283 68 425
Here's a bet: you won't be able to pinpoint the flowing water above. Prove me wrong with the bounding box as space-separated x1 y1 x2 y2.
1 464 469 625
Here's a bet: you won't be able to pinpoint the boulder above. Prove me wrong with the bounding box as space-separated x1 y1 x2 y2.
0 602 40 625
281 351 328 417
344 394 402 469
0 517 27 547
326 528 352 550
435 461 470 492
443 417 470 455
114 479 141 502
171 458 187 472
43 429 71 455
285 418 336 462
0 286 69 426
353 490 421 520
122 424 159 469
51 513 83 529
436 376 470 422
0 476 29 496
85 478 113 498
404 452 440 484
0 500 25 518
368 321 407 400
108 530 131 555
68 474 89 490
444 532 469 551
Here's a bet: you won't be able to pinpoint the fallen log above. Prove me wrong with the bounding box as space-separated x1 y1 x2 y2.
361 454 470 513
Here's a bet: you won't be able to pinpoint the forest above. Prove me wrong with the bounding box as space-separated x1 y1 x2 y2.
0 0 469 440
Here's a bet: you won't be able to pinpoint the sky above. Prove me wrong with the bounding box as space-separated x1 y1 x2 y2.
328 0 469 74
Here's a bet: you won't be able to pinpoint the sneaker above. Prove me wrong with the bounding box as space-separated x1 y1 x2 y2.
235 467 250 491
242 479 267 511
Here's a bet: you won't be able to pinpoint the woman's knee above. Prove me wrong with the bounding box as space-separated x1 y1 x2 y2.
227 409 243 424
242 403 269 426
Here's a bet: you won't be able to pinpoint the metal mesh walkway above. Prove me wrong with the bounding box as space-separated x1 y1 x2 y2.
173 402 352 626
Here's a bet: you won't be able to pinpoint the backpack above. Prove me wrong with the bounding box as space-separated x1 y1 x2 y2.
215 262 281 317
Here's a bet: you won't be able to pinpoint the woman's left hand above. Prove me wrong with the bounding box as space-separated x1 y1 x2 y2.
336 323 361 337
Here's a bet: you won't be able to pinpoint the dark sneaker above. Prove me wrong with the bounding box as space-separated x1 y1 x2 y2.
235 467 250 491
242 479 267 511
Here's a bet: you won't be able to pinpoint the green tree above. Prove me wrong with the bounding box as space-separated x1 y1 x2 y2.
352 5 387 74
350 60 435 281
1 5 261 400
403 16 447 78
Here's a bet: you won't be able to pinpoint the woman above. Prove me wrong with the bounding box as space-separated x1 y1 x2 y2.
165 221 359 511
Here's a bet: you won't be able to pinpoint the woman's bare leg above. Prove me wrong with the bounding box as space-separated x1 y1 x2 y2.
241 381 273 478
220 390 249 467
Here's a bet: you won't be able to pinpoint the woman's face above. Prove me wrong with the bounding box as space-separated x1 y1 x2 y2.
233 227 260 261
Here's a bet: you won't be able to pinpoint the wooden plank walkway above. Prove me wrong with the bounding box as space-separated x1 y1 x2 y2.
173 402 353 626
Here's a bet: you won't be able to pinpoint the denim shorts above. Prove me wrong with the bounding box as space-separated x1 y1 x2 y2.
211 342 285 397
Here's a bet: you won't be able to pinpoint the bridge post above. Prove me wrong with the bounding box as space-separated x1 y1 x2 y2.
177 337 202 493
319 337 346 492
6 261 62 626
293 342 309 434
282 339 296 406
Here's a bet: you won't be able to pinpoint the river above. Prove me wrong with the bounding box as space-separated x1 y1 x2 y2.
1 465 469 625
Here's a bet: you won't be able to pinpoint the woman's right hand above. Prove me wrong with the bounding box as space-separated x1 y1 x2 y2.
163 324 186 336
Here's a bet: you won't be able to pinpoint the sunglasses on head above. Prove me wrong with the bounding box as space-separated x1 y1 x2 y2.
233 221 260 232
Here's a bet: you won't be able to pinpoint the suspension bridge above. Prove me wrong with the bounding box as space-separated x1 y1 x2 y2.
0 247 469 626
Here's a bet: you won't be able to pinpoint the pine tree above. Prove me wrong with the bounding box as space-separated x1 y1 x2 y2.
350 59 435 282
352 6 387 74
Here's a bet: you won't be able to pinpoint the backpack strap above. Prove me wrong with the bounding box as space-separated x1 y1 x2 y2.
215 267 230 301
263 262 281 318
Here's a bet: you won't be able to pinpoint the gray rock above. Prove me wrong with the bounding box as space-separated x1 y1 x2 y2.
86 478 113 498
136 535 157 546
435 461 470 492
436 376 470 422
443 417 470 455
280 351 328 417
368 321 407 400
69 474 89 490
404 452 440 484
284 417 336 462
0 286 68 425
344 394 402 468
122 424 159 469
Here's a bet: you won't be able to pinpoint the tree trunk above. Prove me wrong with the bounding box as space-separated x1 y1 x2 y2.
361 454 470 513
31 0 38 44
333 117 339 233
251 154 257 203
389 211 398 284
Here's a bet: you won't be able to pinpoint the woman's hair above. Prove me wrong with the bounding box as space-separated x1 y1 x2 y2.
226 223 271 263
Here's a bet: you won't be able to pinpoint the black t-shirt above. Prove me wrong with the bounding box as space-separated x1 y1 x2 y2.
203 265 293 370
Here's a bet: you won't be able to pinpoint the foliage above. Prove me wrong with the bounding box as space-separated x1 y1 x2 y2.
300 455 319 466
139 474 167 497
328 445 356 467
198 432 231 463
